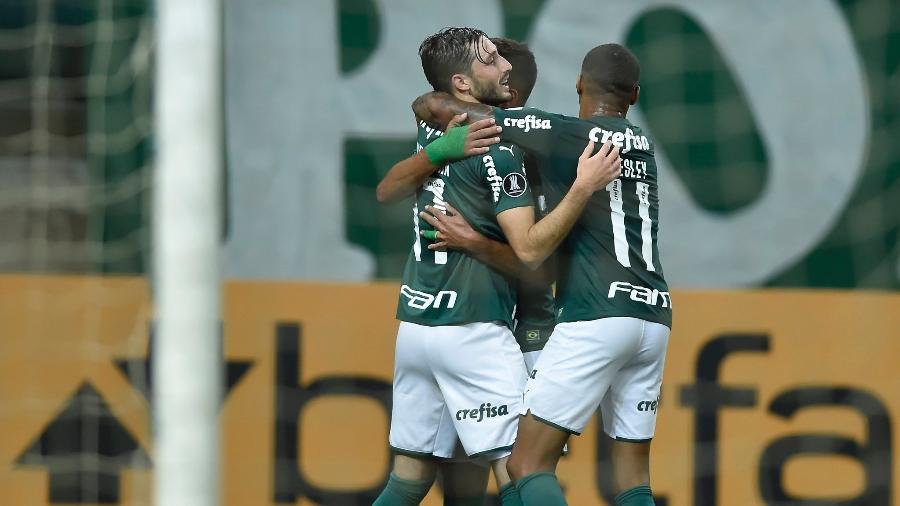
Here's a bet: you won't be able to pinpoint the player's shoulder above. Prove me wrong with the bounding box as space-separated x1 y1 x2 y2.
498 106 578 131
415 118 445 146
487 141 525 161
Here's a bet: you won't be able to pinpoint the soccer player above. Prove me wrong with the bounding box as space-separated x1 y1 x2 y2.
413 43 672 506
373 28 621 506
378 36 555 377
378 38 556 503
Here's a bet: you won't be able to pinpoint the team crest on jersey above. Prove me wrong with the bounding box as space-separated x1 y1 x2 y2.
503 173 527 198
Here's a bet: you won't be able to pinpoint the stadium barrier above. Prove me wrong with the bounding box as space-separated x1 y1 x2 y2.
1 276 897 505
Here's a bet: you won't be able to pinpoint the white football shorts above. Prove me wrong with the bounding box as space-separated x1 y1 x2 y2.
523 317 669 440
389 321 528 459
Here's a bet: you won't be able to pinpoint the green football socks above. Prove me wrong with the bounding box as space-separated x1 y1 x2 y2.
615 484 655 505
499 481 524 506
516 472 567 506
372 473 433 506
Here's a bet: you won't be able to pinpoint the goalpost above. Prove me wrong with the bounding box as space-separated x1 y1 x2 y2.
153 0 223 505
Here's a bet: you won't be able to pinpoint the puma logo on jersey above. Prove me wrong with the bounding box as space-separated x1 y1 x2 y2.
503 114 552 132
589 126 650 153
456 402 509 422
400 285 458 310
483 155 503 203
607 281 672 308
498 145 515 156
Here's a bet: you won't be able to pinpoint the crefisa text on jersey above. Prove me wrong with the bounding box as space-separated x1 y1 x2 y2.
503 114 552 132
483 155 503 203
589 126 649 153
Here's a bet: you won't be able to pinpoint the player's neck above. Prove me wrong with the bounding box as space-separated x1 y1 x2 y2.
579 96 628 119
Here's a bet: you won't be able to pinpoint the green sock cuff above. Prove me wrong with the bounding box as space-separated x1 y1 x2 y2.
373 473 433 505
388 472 433 489
423 125 470 164
614 484 653 505
516 472 566 506
515 471 557 489
499 481 523 506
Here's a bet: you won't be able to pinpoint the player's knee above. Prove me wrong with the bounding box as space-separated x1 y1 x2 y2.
615 469 650 495
506 450 552 481
610 440 651 493
505 452 529 481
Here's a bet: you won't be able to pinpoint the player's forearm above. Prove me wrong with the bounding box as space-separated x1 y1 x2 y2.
412 92 494 128
376 150 437 203
519 185 593 268
467 235 534 280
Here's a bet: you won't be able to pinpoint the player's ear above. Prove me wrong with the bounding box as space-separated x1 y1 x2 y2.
576 74 584 96
451 74 470 94
631 84 640 105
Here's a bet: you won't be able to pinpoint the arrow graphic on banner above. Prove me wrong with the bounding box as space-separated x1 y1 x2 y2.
16 382 151 504
114 332 253 407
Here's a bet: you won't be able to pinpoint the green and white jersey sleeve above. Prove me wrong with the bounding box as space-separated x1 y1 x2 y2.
483 141 533 215
493 107 673 328
395 121 524 328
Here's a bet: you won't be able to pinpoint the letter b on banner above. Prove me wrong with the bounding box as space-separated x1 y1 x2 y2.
273 323 392 503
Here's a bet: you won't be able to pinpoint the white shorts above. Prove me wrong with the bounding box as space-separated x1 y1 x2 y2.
389 321 528 459
431 348 545 460
522 350 541 375
524 317 669 440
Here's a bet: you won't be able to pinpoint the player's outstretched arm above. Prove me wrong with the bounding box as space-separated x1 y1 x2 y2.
418 202 534 280
412 91 495 129
498 141 621 269
376 115 501 203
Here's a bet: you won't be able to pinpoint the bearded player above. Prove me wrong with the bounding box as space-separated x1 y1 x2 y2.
376 37 556 503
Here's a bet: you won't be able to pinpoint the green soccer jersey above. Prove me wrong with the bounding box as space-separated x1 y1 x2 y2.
513 275 555 352
513 156 556 352
396 120 534 327
494 107 673 328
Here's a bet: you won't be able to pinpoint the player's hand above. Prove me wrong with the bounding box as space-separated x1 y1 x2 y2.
447 113 501 157
573 140 621 194
425 114 501 164
419 203 484 253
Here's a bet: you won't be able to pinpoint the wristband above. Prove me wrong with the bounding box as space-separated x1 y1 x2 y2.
423 125 469 165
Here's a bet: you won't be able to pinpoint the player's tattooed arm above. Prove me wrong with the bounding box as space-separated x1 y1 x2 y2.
412 91 495 129
498 141 621 269
376 115 501 203
419 203 534 280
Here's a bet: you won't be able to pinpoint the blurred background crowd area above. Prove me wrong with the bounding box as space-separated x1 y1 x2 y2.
0 0 897 290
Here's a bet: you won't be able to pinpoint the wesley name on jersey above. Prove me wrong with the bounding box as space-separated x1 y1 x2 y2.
494 108 672 328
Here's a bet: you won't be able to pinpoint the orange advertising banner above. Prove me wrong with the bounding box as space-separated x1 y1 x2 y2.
0 276 898 505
